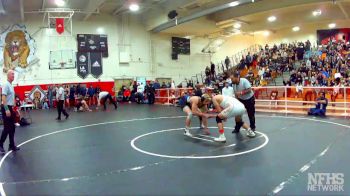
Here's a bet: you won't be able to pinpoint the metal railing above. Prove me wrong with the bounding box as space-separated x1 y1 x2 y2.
155 86 350 117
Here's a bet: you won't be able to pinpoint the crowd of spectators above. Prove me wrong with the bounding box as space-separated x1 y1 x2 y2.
201 39 350 95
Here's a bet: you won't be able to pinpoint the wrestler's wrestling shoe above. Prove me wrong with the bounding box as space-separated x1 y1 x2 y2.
214 134 226 143
184 128 193 137
246 128 256 138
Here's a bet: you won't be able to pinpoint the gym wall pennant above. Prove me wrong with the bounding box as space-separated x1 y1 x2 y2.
56 18 64 34
90 52 103 78
76 52 89 79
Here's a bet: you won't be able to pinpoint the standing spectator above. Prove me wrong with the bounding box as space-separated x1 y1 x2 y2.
182 79 188 88
160 82 167 88
76 83 81 96
246 52 252 68
188 80 194 88
87 85 95 105
69 85 76 108
218 79 224 93
56 84 69 120
205 66 211 83
47 85 53 109
65 85 70 107
171 81 175 89
0 70 20 154
210 62 216 80
225 56 231 70
80 85 87 98
222 82 234 97
145 83 155 104
153 80 160 90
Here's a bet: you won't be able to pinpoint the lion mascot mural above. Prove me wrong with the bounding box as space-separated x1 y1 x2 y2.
3 30 30 72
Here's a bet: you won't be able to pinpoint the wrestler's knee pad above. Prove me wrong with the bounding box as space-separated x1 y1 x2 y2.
187 112 193 121
236 120 244 128
216 115 223 123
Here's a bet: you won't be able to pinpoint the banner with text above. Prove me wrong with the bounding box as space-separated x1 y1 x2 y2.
76 52 89 79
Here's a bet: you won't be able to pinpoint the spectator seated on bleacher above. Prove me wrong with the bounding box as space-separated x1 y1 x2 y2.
308 92 328 117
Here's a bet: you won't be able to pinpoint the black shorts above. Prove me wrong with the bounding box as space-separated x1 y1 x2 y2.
181 102 191 110
76 102 83 109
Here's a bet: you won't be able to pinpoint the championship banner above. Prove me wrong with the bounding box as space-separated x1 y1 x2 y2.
90 52 103 78
76 52 89 79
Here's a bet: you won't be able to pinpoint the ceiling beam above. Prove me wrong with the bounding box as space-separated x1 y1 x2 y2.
19 0 25 22
41 0 46 10
337 2 349 19
213 0 331 23
113 5 125 15
152 0 259 33
83 0 106 21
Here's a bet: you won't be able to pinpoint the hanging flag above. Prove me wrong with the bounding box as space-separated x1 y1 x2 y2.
56 18 64 34
90 52 103 78
76 52 89 79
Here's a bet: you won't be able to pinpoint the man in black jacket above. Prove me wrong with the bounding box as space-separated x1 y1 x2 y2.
145 83 155 104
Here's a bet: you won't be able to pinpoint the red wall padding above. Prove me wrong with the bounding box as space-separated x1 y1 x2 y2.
14 81 115 100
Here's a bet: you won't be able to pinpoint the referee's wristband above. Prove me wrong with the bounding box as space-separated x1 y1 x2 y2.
4 105 9 111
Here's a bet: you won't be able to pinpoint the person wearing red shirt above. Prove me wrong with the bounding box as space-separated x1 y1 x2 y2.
123 88 131 102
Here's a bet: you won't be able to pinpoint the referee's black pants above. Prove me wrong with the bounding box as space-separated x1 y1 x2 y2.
0 105 16 148
57 100 69 119
235 96 256 131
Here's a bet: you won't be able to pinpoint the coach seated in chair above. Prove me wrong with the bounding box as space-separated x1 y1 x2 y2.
308 92 328 117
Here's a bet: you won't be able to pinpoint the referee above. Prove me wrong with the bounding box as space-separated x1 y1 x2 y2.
0 70 20 154
231 71 256 136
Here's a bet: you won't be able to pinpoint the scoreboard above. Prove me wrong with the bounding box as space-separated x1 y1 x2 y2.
172 37 190 55
77 34 108 57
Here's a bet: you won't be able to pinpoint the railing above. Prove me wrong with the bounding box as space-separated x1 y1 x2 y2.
187 44 262 85
155 86 350 117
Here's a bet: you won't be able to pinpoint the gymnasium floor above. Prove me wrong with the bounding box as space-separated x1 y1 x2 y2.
0 104 349 195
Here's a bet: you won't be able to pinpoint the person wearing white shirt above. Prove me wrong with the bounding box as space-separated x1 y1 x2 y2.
56 84 69 120
222 82 234 97
135 83 145 104
0 70 20 153
306 58 311 68
225 78 232 86
97 91 118 110
296 82 303 98
137 83 145 93
171 81 175 89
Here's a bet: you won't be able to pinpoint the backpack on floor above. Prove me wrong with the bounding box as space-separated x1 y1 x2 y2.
20 118 30 126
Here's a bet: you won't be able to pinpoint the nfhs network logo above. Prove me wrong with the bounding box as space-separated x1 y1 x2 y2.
308 173 344 192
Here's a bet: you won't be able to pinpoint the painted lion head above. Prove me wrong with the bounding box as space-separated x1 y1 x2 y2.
34 91 41 100
3 30 30 72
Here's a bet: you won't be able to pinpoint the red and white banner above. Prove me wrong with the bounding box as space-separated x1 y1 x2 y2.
56 18 64 34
